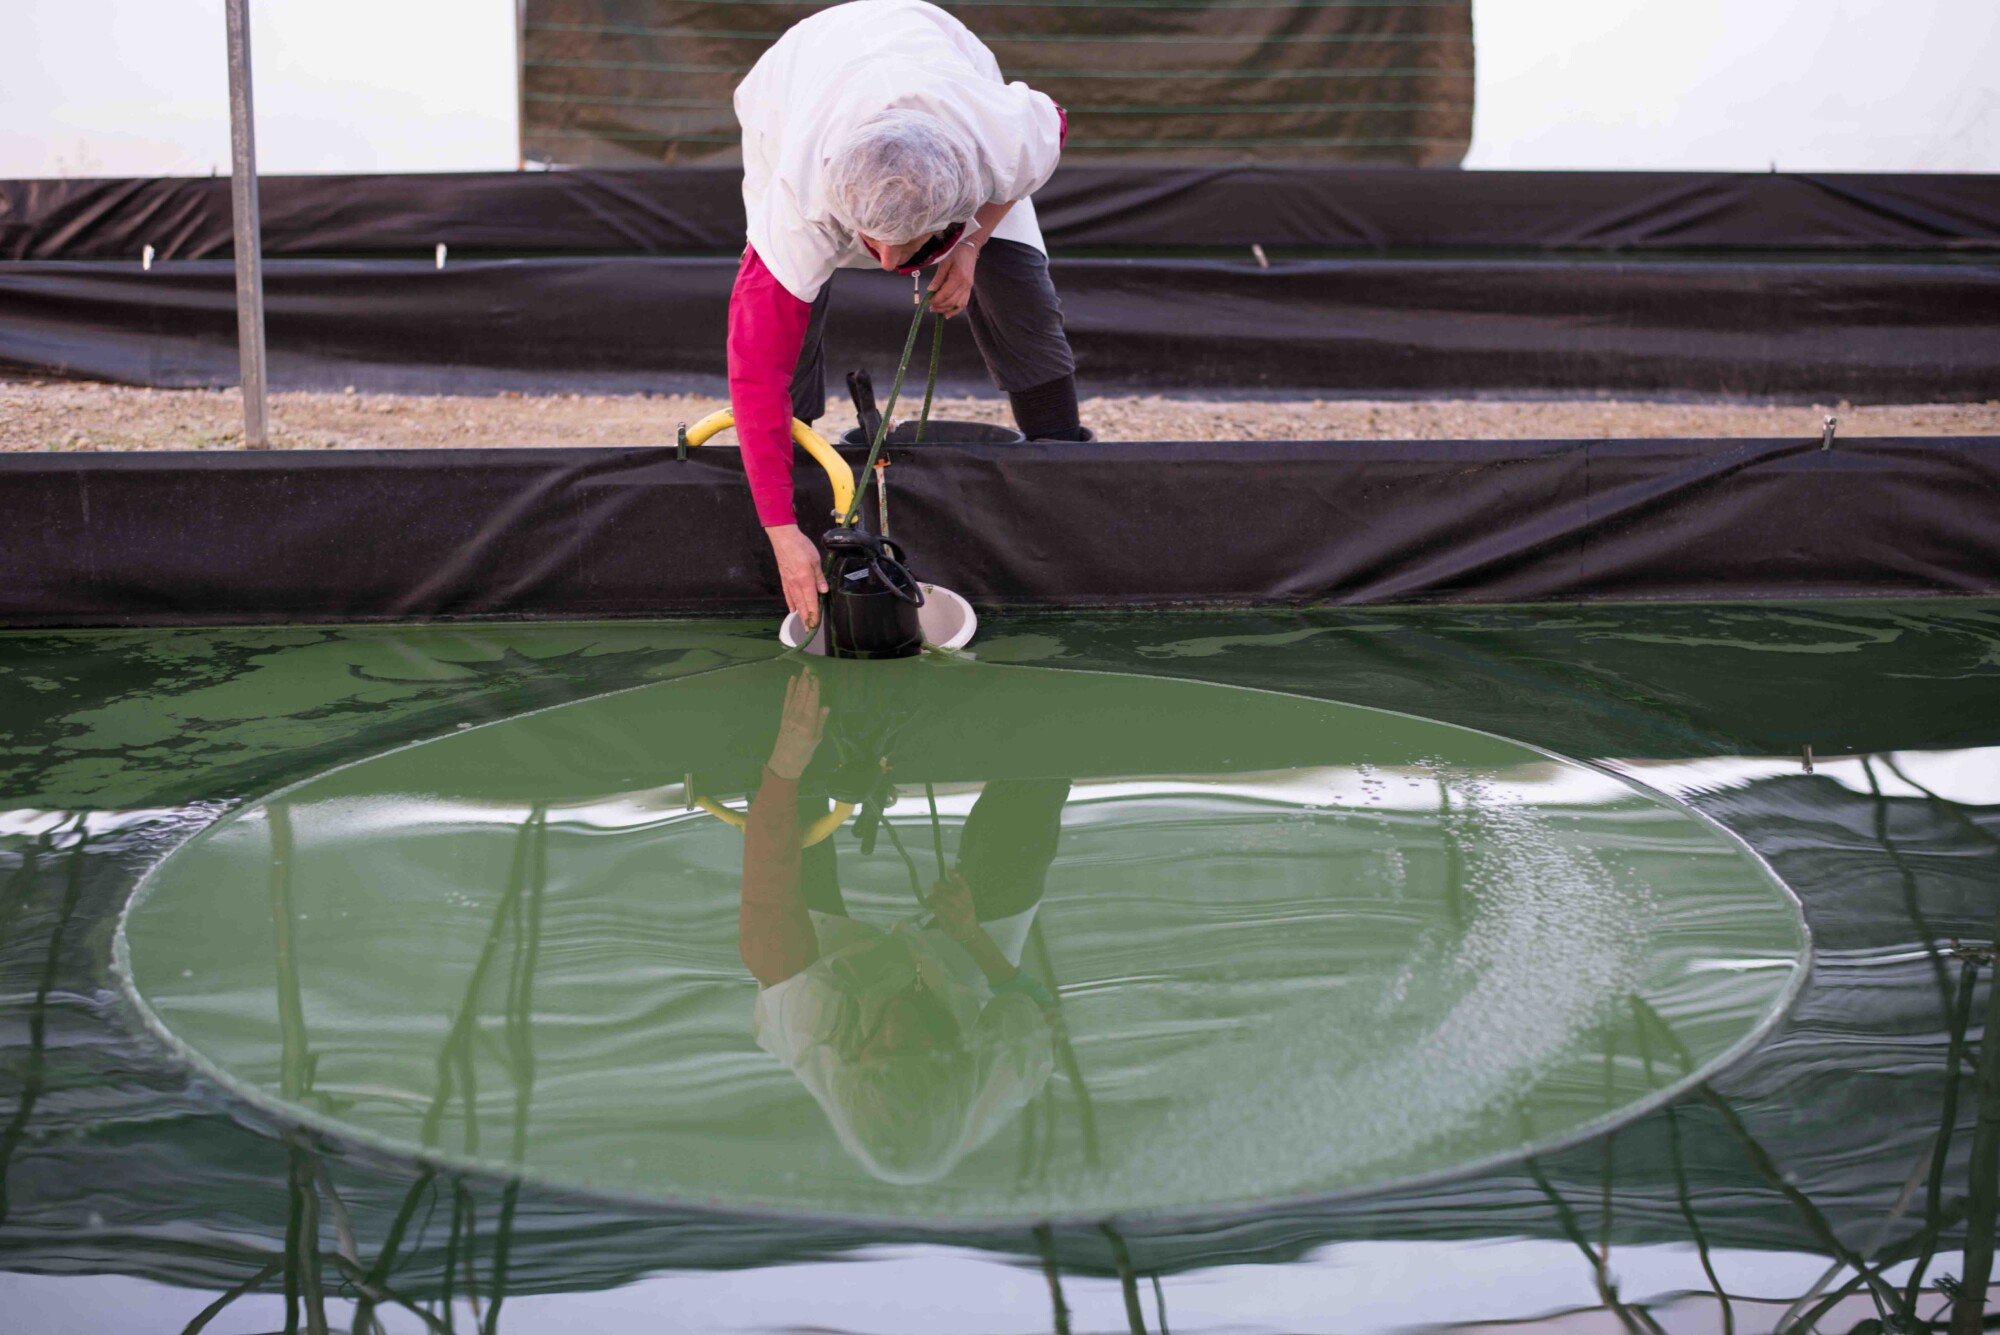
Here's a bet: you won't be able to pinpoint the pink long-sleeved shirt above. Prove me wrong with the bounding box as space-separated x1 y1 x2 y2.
728 247 815 528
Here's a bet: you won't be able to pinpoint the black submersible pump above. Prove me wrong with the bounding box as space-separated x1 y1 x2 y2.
817 289 944 661
821 527 925 659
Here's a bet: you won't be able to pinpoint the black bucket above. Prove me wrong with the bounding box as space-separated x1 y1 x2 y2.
838 420 1025 447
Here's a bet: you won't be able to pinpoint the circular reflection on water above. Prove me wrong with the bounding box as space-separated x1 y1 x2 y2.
119 658 1807 1221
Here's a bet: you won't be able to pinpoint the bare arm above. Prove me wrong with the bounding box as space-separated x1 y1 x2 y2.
738 674 828 985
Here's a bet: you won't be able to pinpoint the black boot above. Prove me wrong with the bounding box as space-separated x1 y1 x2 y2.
1009 374 1088 442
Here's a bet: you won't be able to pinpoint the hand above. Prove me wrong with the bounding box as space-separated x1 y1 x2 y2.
926 870 979 942
927 243 978 318
767 669 828 779
765 523 827 629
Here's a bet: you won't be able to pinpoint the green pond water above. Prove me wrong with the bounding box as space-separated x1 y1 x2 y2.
4 604 1995 1333
117 655 1804 1221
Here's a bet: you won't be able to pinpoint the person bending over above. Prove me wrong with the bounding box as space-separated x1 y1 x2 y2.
738 670 1070 1183
729 0 1089 628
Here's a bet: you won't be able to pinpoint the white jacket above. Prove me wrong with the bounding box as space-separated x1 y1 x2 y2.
734 0 1064 302
753 909 1052 1185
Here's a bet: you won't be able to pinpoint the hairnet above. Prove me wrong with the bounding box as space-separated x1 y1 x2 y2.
825 110 983 245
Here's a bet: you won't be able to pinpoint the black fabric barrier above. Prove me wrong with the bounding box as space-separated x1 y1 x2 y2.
5 256 1996 400
4 438 1995 628
5 167 1998 262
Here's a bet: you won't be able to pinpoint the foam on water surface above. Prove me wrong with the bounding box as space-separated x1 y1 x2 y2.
117 657 1807 1221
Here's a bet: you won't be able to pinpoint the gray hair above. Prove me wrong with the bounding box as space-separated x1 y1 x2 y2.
825 110 982 245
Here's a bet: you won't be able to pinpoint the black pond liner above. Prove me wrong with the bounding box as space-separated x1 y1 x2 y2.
7 255 1995 399
8 167 1997 399
9 166 1998 259
3 436 1996 628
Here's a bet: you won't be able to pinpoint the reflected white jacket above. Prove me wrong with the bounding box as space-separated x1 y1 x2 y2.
734 0 1065 303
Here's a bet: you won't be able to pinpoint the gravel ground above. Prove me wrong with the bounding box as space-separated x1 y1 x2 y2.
4 380 1998 451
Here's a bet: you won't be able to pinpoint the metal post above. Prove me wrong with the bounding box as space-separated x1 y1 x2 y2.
225 0 270 448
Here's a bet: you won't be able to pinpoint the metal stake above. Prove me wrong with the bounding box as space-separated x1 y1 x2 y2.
225 0 270 449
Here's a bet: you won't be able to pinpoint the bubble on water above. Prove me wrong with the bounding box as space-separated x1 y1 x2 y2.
1100 768 1654 1203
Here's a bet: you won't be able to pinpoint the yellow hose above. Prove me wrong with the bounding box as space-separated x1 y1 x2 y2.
693 796 747 830
694 796 855 848
681 410 856 520
802 803 857 847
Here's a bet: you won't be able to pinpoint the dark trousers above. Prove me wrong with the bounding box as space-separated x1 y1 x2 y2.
787 239 1078 424
796 777 1073 922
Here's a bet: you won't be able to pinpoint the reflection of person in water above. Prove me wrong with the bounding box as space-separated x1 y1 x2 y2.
739 670 1066 1184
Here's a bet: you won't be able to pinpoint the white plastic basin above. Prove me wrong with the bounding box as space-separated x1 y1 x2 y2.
779 583 977 655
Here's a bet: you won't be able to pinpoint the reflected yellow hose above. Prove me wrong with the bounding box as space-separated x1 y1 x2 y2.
694 796 855 848
680 410 856 520
693 796 747 830
800 804 855 847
